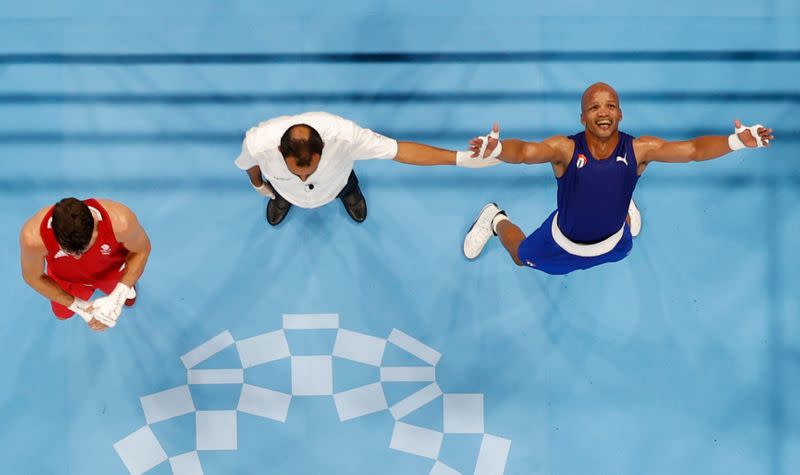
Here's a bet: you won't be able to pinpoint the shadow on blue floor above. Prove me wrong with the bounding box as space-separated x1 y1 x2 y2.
0 2 799 473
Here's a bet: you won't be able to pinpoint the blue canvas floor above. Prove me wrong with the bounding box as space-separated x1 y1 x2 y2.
0 2 799 474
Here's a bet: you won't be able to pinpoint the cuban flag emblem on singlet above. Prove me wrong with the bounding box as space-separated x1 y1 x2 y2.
577 153 587 169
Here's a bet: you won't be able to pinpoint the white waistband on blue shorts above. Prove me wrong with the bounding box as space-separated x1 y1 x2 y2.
551 212 625 257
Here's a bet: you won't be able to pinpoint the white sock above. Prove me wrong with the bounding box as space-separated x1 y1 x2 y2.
491 213 509 234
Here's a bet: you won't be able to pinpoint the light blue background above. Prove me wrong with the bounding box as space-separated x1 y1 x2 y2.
0 1 798 473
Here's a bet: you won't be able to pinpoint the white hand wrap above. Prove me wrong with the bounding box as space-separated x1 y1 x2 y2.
91 282 131 327
252 182 275 199
456 151 501 169
477 129 503 159
728 122 767 151
68 298 95 324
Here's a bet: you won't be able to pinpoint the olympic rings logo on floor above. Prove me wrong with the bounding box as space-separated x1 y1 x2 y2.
113 314 511 474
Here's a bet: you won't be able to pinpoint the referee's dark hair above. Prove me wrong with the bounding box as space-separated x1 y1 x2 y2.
279 124 324 167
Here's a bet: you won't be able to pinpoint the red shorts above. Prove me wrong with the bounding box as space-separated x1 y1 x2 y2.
50 278 120 319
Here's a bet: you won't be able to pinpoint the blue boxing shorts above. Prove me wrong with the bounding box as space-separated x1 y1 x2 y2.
517 210 633 275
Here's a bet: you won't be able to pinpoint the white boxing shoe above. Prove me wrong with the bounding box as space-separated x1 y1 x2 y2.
628 199 642 237
463 203 504 259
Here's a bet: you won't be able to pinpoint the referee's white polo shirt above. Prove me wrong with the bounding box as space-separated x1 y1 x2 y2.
234 111 398 208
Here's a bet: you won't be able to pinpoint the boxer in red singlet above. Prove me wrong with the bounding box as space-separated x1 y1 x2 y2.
19 198 151 331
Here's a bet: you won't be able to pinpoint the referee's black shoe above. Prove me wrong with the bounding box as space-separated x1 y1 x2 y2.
266 195 292 226
340 184 367 223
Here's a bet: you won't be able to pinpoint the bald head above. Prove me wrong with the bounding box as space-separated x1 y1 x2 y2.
581 82 619 113
279 123 324 168
580 82 623 139
288 124 313 141
278 123 324 180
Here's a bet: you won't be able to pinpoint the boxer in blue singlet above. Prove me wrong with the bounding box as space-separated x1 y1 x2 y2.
463 82 774 275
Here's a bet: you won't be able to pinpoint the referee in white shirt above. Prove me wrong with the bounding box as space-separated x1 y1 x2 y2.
235 111 498 225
